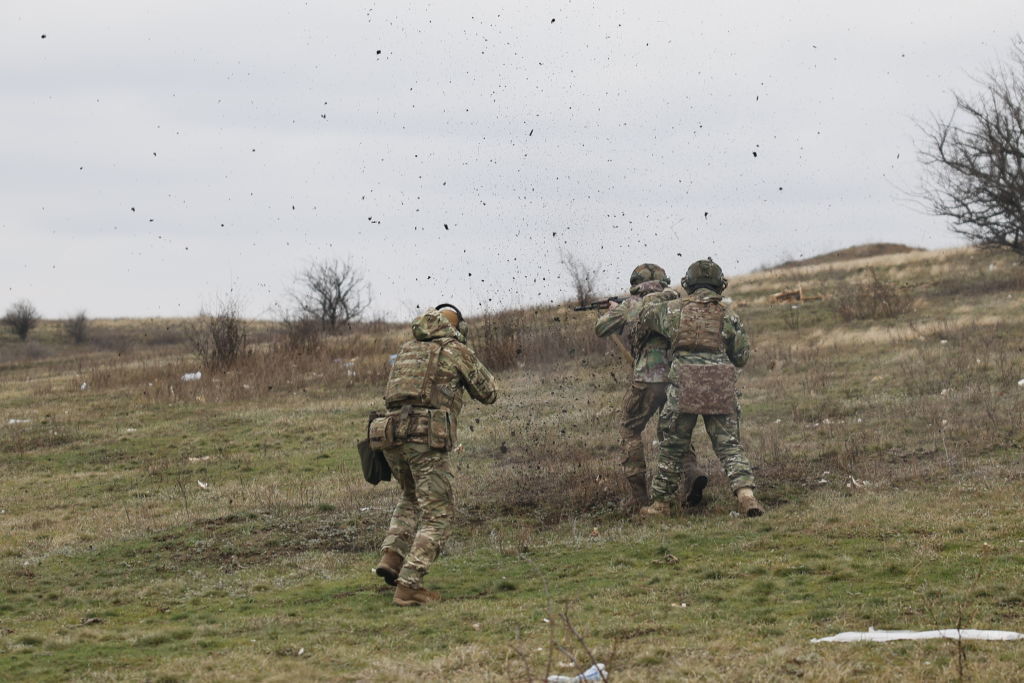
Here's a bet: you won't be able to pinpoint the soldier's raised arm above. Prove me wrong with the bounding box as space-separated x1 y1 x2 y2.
455 344 498 404
638 297 673 340
594 304 627 337
724 313 750 368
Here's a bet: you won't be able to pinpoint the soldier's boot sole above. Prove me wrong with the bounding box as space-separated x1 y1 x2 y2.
683 473 709 507
375 550 403 586
393 585 441 607
736 488 765 517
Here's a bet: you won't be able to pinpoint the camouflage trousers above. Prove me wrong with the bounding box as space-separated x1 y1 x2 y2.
651 384 755 502
619 381 698 480
379 442 454 589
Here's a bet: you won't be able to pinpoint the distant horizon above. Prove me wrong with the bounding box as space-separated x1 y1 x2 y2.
5 239 969 324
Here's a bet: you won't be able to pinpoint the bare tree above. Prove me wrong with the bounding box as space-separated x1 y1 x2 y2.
291 258 370 331
64 311 89 344
3 300 41 341
559 249 598 307
919 36 1024 257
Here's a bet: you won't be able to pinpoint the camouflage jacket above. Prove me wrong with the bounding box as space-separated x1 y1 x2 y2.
384 310 497 430
595 281 679 383
639 287 750 378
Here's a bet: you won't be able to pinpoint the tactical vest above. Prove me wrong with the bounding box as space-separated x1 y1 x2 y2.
384 339 456 409
672 298 726 354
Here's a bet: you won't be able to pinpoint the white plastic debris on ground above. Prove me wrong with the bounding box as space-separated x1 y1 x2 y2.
181 371 202 382
547 663 607 682
812 628 1024 643
1018 378 1024 387
7 419 31 425
388 353 399 366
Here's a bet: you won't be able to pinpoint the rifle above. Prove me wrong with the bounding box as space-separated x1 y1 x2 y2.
572 296 632 363
572 296 624 312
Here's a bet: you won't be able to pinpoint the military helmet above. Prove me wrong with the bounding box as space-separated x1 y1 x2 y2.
629 263 670 287
683 258 728 293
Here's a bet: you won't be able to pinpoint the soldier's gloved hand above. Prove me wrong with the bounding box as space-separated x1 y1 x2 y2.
607 300 619 310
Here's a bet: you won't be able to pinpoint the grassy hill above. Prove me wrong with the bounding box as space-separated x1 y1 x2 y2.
1 246 1023 680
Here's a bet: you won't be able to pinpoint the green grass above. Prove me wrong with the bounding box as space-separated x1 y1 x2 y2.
2 245 1024 680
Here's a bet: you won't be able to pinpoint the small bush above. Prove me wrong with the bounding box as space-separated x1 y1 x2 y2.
830 269 913 322
64 311 89 344
279 315 323 354
3 299 41 341
185 300 248 372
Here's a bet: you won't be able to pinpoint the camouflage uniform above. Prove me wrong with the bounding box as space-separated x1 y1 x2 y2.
595 279 701 506
640 286 756 501
377 310 497 589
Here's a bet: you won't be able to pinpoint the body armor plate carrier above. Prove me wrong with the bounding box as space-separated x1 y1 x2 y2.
384 339 452 408
673 298 726 353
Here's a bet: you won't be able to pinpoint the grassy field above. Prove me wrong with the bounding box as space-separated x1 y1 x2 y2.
2 246 1023 681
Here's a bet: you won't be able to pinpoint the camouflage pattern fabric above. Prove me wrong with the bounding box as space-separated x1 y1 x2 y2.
595 284 679 383
674 364 737 415
384 310 497 432
380 442 453 589
618 381 669 479
650 385 755 498
640 286 757 499
641 288 750 369
618 381 700 481
630 263 670 286
377 309 497 589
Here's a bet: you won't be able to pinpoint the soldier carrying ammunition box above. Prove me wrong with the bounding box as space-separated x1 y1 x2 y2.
369 305 497 606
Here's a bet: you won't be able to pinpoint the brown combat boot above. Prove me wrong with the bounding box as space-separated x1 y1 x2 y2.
375 550 403 586
681 467 709 507
735 488 765 517
626 473 650 508
640 500 670 517
393 584 441 607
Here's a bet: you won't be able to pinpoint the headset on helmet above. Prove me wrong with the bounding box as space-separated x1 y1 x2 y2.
435 303 468 337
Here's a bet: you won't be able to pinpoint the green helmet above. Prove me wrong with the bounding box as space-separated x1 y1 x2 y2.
629 263 670 287
683 258 728 293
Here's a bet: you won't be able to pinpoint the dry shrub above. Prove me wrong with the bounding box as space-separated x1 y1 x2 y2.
185 302 248 372
63 312 89 344
471 307 608 372
3 299 40 341
279 315 323 354
930 267 1024 297
829 268 914 322
462 448 626 525
82 326 404 403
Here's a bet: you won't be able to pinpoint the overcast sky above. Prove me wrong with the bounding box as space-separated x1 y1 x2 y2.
2 1 1021 319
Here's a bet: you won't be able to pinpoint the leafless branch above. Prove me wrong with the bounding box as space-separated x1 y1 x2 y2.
290 258 371 332
918 35 1024 258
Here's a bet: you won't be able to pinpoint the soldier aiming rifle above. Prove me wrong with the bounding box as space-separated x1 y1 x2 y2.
591 264 708 509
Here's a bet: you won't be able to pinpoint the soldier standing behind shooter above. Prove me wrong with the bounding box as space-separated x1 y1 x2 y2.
595 264 708 509
369 306 497 606
638 259 765 517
